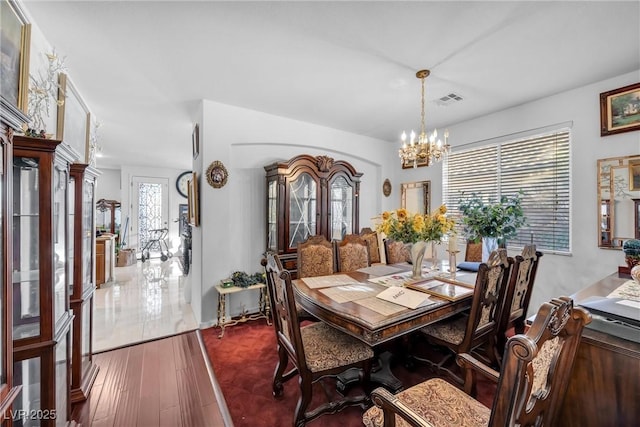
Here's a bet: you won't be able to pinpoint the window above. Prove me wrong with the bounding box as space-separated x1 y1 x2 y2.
443 129 571 253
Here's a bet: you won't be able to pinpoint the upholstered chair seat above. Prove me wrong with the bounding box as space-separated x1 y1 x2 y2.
363 378 490 427
420 315 467 345
301 322 374 372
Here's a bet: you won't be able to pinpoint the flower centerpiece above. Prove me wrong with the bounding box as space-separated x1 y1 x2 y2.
377 206 455 278
458 191 527 261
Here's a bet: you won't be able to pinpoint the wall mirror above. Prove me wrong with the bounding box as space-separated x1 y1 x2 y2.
597 155 640 249
401 181 430 214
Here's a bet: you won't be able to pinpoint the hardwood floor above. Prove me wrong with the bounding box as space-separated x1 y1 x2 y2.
71 331 232 426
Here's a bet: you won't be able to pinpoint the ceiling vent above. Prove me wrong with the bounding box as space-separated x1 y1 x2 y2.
436 93 463 106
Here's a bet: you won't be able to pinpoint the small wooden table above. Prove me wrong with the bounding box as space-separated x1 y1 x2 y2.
215 283 271 338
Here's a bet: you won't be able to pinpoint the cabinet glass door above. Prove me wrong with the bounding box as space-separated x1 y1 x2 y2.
53 166 68 325
330 175 354 240
288 173 317 249
68 177 75 298
13 156 41 339
0 145 4 378
267 179 278 251
82 180 94 290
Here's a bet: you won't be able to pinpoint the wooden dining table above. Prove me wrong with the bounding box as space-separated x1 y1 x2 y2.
292 263 477 391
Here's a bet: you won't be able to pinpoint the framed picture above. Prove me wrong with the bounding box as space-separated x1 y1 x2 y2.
600 82 640 136
56 73 91 162
187 172 199 227
192 123 200 159
0 0 31 111
401 180 431 215
630 160 640 191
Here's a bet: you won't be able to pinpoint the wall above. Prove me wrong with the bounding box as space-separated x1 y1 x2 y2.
444 69 640 314
95 168 121 201
194 100 395 327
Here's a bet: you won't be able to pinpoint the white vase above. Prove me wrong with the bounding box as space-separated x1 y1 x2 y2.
482 237 498 262
410 241 428 279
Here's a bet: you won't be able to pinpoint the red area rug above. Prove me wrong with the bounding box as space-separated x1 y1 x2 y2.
201 321 496 427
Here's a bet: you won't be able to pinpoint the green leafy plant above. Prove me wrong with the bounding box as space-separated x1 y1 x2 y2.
230 271 265 288
458 191 527 243
623 239 640 266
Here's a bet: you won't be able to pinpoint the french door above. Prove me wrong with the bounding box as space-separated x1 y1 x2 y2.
130 176 169 258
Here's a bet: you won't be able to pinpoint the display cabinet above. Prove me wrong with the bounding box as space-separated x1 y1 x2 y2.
264 154 362 276
12 135 75 426
96 198 121 243
1 110 23 421
69 163 99 403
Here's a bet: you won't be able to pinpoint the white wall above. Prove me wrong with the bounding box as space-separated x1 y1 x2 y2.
95 168 121 201
194 100 395 327
443 69 640 315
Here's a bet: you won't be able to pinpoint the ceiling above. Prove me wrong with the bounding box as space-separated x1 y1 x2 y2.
22 1 640 170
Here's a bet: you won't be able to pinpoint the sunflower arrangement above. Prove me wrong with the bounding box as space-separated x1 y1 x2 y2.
376 206 455 244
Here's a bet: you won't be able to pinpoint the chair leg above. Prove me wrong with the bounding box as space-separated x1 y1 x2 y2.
294 373 313 427
273 344 289 397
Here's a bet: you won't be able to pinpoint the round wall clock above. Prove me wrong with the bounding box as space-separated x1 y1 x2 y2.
383 178 392 197
176 171 192 198
206 160 229 188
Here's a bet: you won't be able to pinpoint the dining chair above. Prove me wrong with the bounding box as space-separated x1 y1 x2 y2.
412 249 513 383
297 235 336 278
360 227 381 264
363 296 591 427
465 240 483 262
495 244 543 363
336 234 370 272
383 239 410 264
262 252 374 427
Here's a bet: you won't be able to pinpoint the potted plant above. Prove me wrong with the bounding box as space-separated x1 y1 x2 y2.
458 191 527 261
623 239 640 268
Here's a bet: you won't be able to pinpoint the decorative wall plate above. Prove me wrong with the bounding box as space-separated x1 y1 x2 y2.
383 178 392 197
206 160 229 188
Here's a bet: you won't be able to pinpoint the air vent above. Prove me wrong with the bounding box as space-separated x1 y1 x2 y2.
436 93 464 106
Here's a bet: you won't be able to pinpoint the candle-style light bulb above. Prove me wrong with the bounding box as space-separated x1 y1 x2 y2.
444 129 449 145
401 131 407 143
410 130 416 145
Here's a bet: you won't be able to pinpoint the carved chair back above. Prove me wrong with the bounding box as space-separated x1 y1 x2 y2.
383 239 411 264
336 234 370 272
297 235 336 278
360 227 381 264
488 297 591 426
496 245 543 357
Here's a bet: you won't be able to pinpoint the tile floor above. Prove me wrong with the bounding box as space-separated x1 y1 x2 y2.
93 257 198 352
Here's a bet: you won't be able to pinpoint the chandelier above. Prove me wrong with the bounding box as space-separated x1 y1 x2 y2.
398 69 450 168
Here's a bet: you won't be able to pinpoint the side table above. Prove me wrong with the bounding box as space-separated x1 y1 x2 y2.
215 283 271 338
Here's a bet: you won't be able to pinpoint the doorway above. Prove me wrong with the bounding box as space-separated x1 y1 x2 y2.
131 176 169 259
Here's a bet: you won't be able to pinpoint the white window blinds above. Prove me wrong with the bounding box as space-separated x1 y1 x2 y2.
443 129 571 253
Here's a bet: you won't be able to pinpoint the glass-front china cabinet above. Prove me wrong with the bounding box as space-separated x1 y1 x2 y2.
264 154 362 276
69 164 99 403
12 135 74 426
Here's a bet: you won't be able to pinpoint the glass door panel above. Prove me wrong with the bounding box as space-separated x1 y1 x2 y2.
330 175 353 240
288 173 317 249
267 180 278 251
13 357 41 426
68 177 75 298
13 157 41 339
53 167 67 325
55 334 69 426
82 181 94 289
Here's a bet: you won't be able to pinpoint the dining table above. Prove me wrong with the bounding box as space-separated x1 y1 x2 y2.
292 261 478 391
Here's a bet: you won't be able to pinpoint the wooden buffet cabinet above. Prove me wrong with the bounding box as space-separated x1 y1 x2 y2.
96 234 115 287
556 274 640 427
264 154 362 276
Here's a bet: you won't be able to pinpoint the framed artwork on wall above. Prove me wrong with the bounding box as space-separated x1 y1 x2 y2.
187 172 199 227
0 0 31 112
192 123 200 159
600 82 640 136
57 73 90 162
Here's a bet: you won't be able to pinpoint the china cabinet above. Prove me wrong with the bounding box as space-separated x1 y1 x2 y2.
12 135 75 426
69 163 99 403
1 107 23 421
264 154 362 276
634 199 640 239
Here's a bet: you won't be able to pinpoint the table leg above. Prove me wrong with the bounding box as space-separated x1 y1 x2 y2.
337 351 403 394
218 293 227 339
260 288 272 326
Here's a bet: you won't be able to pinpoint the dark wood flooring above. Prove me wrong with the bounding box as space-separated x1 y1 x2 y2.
71 331 232 426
